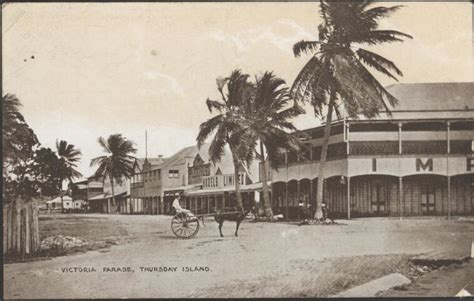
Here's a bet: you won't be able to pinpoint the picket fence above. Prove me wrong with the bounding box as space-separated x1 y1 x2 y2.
3 202 40 257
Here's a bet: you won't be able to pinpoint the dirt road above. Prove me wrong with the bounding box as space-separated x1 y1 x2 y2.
4 215 474 298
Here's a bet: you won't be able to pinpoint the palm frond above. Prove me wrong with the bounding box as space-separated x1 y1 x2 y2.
293 40 320 57
362 5 404 22
356 48 402 80
332 52 397 118
97 137 111 154
355 30 413 45
290 56 330 110
206 98 226 113
196 114 225 148
208 126 228 164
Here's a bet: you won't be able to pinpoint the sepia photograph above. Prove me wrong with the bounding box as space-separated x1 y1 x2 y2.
2 0 474 299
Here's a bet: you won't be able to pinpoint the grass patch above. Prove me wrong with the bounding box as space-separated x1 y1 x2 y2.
193 254 413 298
39 214 128 242
306 254 412 297
5 214 129 263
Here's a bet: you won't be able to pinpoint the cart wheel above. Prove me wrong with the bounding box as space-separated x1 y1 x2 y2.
171 212 200 238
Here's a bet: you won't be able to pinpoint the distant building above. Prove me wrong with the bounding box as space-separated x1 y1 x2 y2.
71 175 104 212
71 174 129 213
270 82 474 219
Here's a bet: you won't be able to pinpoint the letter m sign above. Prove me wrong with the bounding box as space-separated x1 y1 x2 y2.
416 158 433 172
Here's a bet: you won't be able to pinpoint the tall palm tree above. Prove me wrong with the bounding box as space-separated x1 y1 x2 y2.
291 1 412 219
56 140 83 213
90 134 137 213
197 70 255 212
239 72 304 218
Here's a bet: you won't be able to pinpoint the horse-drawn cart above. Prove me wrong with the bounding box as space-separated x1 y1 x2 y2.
171 211 204 238
171 208 247 238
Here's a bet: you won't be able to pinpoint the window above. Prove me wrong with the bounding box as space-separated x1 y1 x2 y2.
168 170 179 179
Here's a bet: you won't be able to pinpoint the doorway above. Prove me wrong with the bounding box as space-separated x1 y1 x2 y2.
420 184 435 214
371 182 386 214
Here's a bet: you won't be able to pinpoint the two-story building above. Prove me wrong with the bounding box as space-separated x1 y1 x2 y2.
87 174 130 213
129 156 167 214
129 144 266 215
70 175 104 212
161 145 203 214
270 82 473 219
178 144 265 215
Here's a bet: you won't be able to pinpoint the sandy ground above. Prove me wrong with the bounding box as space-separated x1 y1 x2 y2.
3 214 474 299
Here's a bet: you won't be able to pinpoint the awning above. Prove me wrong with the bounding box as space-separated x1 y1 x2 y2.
47 196 72 204
185 181 271 196
88 194 106 201
88 191 128 201
163 184 201 197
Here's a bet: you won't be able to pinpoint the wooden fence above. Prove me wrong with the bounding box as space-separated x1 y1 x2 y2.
3 202 40 257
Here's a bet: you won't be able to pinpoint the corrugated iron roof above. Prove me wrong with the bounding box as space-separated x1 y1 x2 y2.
385 82 473 112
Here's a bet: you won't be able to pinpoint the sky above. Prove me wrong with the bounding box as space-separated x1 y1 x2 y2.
3 2 473 177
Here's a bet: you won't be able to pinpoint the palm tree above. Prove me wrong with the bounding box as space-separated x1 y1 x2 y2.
90 134 137 213
2 94 38 165
291 1 412 219
197 70 255 212
239 72 304 218
56 140 83 213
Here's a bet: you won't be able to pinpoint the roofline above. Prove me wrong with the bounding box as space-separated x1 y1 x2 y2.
380 109 474 113
295 117 473 133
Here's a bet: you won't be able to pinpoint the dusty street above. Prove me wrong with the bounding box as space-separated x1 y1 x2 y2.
4 214 474 298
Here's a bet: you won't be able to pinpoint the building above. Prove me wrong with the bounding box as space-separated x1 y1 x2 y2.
71 174 130 213
180 144 265 215
160 145 201 214
127 143 266 216
129 148 199 215
129 157 167 214
103 174 130 213
270 82 474 219
71 175 104 212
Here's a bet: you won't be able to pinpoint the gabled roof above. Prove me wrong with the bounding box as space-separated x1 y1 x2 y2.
147 157 167 166
385 82 474 112
188 143 235 175
161 145 200 168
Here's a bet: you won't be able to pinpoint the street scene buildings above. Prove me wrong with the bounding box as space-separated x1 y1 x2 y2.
3 1 474 299
70 82 474 219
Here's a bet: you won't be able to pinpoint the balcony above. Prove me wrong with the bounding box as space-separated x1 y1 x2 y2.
131 182 144 189
202 173 247 189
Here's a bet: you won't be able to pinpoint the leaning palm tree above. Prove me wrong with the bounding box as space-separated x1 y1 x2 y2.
90 134 137 213
197 70 255 212
291 1 412 219
239 72 305 218
56 140 83 213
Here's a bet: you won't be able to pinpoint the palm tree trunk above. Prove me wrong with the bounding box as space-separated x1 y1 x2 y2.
260 141 273 218
60 194 64 214
60 177 65 213
230 148 244 213
109 177 115 214
314 88 336 220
